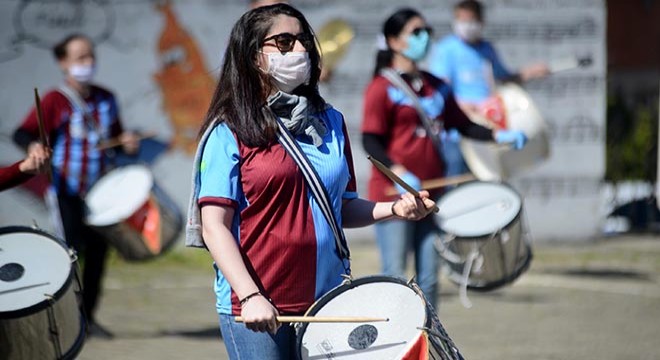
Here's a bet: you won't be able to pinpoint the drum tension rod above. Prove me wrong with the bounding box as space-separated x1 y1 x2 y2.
45 294 64 359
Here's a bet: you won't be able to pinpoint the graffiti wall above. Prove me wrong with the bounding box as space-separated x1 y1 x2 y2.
0 0 606 241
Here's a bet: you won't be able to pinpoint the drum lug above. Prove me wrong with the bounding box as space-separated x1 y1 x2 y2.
340 273 353 285
68 249 79 263
406 276 417 287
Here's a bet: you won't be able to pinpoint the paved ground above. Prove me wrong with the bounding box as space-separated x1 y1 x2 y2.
78 234 660 360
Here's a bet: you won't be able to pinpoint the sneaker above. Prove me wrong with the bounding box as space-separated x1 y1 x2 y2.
87 321 115 340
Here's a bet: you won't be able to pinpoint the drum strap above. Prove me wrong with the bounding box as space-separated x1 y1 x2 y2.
56 85 104 136
274 117 352 269
379 69 443 155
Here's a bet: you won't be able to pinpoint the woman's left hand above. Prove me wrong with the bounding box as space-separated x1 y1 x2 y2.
391 190 436 220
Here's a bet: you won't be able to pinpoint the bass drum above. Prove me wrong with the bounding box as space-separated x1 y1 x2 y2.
0 226 85 360
297 276 464 360
435 182 532 291
460 82 550 180
84 164 183 261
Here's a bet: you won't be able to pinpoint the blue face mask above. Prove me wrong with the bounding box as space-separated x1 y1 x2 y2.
402 30 430 62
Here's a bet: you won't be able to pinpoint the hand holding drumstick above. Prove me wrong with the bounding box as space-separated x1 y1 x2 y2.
368 156 437 218
96 131 157 153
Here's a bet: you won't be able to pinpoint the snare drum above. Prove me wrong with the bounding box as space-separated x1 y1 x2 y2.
84 165 183 261
0 226 85 360
460 82 550 180
297 276 464 360
435 181 532 291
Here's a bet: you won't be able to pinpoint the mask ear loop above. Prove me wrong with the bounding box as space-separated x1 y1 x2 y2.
257 51 272 74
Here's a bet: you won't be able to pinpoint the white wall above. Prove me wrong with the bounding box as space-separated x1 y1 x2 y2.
0 0 606 242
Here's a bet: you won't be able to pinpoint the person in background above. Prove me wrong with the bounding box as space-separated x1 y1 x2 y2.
0 147 51 192
186 4 435 359
428 0 548 176
361 7 527 308
13 34 139 339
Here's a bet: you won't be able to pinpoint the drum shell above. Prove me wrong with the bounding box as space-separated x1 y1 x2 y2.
85 165 183 261
296 276 463 360
0 285 85 360
86 177 183 261
0 227 85 360
442 215 532 291
435 181 532 291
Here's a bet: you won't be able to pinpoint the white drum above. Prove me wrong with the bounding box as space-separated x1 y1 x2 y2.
460 82 550 180
0 226 85 359
435 181 532 291
297 276 464 360
84 164 183 261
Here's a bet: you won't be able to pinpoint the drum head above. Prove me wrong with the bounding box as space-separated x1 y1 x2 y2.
298 276 427 359
85 165 153 226
0 227 73 317
437 182 522 238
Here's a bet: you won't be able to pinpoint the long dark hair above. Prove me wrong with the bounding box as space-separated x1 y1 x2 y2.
372 8 422 78
199 3 324 147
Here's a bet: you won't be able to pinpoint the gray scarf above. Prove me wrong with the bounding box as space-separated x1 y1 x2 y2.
267 91 327 147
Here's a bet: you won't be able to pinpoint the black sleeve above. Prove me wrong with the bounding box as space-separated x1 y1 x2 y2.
13 128 37 151
457 122 495 141
362 133 393 168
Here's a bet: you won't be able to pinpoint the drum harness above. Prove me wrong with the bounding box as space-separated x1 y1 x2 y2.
274 115 352 277
379 68 447 155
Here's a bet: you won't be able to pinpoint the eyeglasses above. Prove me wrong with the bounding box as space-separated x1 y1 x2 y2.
411 26 433 36
262 32 315 54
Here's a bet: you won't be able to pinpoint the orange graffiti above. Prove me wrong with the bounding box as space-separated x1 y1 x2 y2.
154 1 216 154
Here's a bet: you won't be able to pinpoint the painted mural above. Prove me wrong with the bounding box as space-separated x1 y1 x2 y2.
153 1 215 155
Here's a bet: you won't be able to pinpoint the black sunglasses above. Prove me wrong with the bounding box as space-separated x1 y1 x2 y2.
411 26 433 36
262 32 315 54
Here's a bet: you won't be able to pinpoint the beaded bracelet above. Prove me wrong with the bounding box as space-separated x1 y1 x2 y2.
239 291 262 306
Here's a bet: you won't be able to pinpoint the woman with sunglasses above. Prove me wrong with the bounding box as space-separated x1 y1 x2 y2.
361 8 527 309
187 4 436 359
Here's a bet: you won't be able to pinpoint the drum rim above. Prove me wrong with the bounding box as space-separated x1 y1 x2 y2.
295 275 429 358
437 180 523 240
0 226 76 319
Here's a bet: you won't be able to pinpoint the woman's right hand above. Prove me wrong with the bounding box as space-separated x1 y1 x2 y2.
240 295 280 334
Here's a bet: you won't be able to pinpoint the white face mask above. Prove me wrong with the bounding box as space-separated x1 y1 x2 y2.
453 20 483 42
68 64 96 83
263 51 311 93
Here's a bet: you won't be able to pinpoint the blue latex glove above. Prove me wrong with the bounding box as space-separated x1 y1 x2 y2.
395 171 422 195
495 130 528 150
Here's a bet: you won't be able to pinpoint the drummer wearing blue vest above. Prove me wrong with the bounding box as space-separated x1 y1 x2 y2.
428 0 549 176
13 34 139 339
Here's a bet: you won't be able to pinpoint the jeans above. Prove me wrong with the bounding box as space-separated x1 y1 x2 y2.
374 216 440 308
219 313 297 360
441 129 469 177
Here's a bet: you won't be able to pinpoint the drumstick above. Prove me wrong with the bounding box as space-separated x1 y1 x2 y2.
34 88 49 148
234 316 389 323
96 131 157 151
548 55 592 73
34 88 53 182
385 174 475 196
368 156 439 213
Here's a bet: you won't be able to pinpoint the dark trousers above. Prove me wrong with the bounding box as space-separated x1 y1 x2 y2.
56 193 108 322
